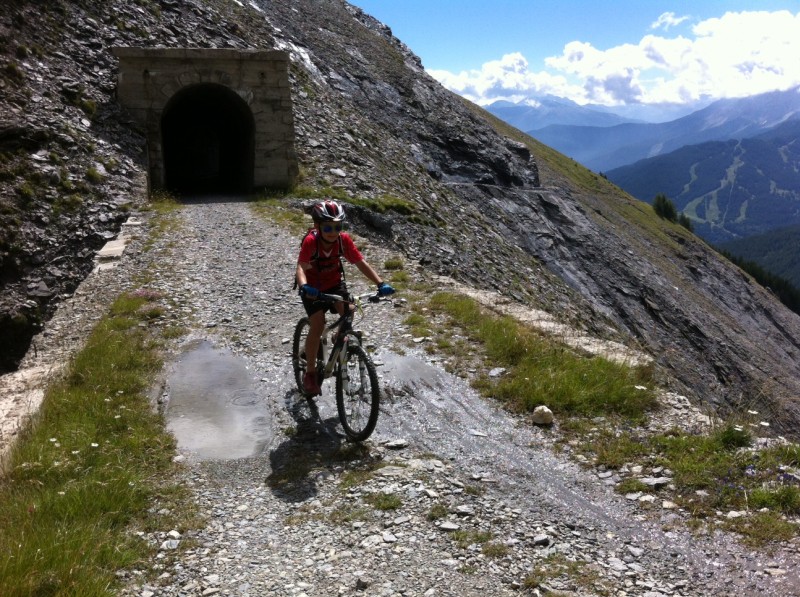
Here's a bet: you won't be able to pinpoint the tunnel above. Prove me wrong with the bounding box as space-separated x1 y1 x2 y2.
161 83 255 195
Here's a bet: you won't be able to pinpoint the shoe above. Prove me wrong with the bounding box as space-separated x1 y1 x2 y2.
303 371 321 395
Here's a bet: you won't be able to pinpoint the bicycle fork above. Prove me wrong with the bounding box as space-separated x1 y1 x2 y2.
338 335 368 397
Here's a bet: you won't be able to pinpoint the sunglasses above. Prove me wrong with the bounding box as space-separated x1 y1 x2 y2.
321 224 343 233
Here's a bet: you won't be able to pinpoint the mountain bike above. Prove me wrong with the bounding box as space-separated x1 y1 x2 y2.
291 291 389 441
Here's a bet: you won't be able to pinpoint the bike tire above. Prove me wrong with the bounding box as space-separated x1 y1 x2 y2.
336 342 380 441
292 317 323 396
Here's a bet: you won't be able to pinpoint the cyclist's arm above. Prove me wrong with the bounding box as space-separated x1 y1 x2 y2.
354 259 384 287
296 261 312 287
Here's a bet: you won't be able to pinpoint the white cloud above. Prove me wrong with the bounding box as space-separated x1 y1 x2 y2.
428 52 584 105
428 10 800 107
651 12 689 31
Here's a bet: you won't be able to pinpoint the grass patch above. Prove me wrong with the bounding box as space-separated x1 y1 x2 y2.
0 290 187 596
348 194 416 215
523 554 608 594
452 529 492 549
723 510 798 547
86 166 104 184
363 491 402 511
143 191 182 251
587 422 800 545
587 427 652 469
615 477 650 495
403 312 432 338
399 282 800 546
481 541 510 558
426 503 448 521
384 257 404 270
426 292 657 421
251 195 309 235
389 270 410 287
338 460 389 489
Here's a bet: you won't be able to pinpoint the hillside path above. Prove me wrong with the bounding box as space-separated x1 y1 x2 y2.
7 197 800 596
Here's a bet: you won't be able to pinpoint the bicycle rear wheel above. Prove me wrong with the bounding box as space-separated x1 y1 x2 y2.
292 317 323 395
336 343 380 441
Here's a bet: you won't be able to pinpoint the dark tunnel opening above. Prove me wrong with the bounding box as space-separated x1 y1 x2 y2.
161 83 255 195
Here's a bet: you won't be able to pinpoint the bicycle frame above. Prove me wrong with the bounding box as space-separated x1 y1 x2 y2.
316 293 368 381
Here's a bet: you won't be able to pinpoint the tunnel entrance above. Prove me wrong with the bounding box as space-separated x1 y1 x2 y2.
112 48 297 192
162 84 255 195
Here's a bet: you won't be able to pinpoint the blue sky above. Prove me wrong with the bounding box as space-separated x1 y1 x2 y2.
350 1 800 106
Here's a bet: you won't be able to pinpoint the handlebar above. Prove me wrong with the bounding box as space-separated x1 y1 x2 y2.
314 291 390 305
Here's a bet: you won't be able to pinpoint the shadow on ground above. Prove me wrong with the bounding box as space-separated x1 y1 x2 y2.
266 390 374 503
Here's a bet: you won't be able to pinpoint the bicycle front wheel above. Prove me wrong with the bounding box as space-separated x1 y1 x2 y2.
336 343 380 441
292 317 323 396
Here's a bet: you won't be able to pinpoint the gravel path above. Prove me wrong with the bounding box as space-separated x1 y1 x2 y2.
8 197 800 596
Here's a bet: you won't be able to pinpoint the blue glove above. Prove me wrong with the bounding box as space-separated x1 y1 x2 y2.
300 284 319 299
377 282 395 296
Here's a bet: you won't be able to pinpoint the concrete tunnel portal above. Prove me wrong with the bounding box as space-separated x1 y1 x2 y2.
112 47 297 195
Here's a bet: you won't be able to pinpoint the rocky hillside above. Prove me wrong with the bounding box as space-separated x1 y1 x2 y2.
2 0 800 434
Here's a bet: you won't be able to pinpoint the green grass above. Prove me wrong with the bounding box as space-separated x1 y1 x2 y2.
348 194 416 215
481 541 510 558
523 553 608 595
426 503 448 521
85 166 104 184
452 529 492 549
588 422 800 544
0 290 189 597
363 491 402 511
142 191 183 252
251 195 309 235
426 292 658 421
384 257 404 270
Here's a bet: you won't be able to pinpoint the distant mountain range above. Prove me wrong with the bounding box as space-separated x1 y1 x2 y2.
524 86 800 172
486 96 638 131
485 96 706 132
488 87 800 287
605 118 800 244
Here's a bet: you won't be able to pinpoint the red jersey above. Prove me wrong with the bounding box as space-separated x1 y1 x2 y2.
298 230 363 290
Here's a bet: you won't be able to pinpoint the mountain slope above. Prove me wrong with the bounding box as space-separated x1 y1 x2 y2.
719 223 800 288
1 0 800 435
531 86 800 172
605 118 800 244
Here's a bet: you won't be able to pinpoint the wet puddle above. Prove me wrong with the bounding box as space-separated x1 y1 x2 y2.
164 340 273 460
377 351 455 405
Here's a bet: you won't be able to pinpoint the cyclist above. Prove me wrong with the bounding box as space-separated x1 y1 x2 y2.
295 199 395 395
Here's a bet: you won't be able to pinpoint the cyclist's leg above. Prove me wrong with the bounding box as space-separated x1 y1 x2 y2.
304 310 325 376
330 281 354 322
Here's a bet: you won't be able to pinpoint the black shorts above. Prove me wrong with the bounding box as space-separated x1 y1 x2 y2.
302 281 350 316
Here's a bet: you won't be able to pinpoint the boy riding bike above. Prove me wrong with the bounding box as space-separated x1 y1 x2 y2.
295 199 395 396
